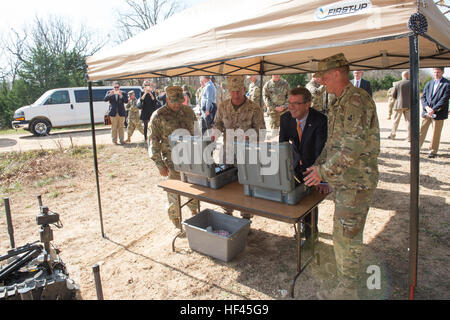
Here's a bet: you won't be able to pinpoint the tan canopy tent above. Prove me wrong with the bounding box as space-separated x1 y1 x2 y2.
86 0 449 80
85 0 450 300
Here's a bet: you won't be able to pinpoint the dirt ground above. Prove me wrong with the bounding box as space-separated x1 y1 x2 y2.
0 101 449 300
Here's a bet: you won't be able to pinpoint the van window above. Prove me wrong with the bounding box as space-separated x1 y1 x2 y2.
45 90 70 105
74 89 109 103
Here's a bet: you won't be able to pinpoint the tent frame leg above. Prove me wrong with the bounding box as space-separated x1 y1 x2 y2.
89 82 105 239
408 34 420 301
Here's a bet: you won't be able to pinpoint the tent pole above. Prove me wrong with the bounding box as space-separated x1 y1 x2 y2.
88 82 105 239
408 34 420 300
259 59 265 109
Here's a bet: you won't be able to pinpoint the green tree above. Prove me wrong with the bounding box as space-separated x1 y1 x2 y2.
281 74 308 88
0 81 21 128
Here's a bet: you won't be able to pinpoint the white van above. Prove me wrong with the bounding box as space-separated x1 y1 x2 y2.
12 86 142 136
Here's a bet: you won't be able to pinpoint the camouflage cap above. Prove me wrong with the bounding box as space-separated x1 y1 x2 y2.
314 53 349 77
227 75 245 91
128 90 135 96
166 86 184 104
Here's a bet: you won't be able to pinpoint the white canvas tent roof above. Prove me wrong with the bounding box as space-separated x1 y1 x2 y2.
86 0 450 81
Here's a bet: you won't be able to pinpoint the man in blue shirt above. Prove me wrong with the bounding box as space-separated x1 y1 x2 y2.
200 76 217 134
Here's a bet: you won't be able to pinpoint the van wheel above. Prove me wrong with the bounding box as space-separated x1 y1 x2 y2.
31 119 51 136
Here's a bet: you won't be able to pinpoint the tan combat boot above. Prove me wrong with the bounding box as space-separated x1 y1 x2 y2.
125 138 131 143
317 282 359 300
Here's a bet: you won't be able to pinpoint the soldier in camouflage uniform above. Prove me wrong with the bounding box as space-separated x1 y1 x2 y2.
387 86 395 120
195 85 204 108
221 82 230 101
263 75 290 129
247 75 262 109
305 76 322 98
149 86 199 230
304 53 380 300
213 75 266 220
125 91 145 143
306 76 336 116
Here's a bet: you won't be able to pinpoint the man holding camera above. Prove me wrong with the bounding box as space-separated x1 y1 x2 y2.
140 81 159 143
104 82 128 145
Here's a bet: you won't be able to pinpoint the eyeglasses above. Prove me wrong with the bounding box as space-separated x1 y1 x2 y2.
114 86 120 89
288 101 308 107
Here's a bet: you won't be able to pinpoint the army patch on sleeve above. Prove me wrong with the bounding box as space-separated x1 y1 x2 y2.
344 103 365 135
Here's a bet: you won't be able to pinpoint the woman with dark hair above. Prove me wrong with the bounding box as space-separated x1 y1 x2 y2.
139 81 158 143
182 85 191 106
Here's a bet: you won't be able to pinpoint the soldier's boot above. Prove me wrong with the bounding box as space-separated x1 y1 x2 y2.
222 207 233 216
316 282 359 300
240 212 253 221
240 212 253 234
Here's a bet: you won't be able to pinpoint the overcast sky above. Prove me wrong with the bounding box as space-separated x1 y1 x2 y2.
0 0 207 34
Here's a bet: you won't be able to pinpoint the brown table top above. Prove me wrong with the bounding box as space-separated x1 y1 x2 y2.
158 180 327 224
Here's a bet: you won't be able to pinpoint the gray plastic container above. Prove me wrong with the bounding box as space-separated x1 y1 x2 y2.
182 209 251 262
180 166 238 189
235 141 311 205
243 183 312 205
170 134 238 189
169 134 216 178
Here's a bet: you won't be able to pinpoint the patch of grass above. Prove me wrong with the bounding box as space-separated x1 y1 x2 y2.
0 150 48 180
1 182 23 196
34 177 56 188
49 191 60 199
0 128 29 135
108 173 118 179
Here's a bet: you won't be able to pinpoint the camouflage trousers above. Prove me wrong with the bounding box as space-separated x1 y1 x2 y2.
332 188 375 289
127 118 145 139
167 170 199 229
387 98 395 118
268 113 281 129
222 207 253 220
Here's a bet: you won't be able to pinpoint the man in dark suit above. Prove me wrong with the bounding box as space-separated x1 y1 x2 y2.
419 67 450 158
353 70 372 97
104 81 128 145
279 87 328 244
388 71 411 141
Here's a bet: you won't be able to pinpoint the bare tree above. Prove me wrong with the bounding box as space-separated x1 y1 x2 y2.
0 15 108 83
0 29 28 84
116 0 184 42
31 15 107 56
